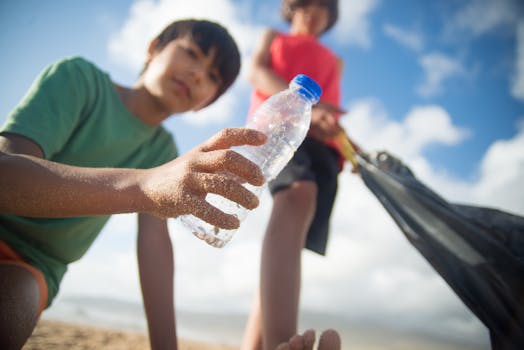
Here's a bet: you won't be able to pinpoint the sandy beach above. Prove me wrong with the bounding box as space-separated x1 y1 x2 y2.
22 314 491 350
23 319 236 350
22 318 491 350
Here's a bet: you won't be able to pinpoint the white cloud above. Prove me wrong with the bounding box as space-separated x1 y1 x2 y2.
340 99 469 159
341 98 524 217
333 0 380 48
417 52 465 97
511 21 524 102
448 0 521 37
404 105 470 147
472 119 524 214
383 23 424 52
442 0 523 104
107 0 262 72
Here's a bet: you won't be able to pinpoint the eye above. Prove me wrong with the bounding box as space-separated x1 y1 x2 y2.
208 71 220 84
184 46 198 59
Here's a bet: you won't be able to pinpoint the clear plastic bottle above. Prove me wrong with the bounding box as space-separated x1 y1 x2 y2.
180 74 322 247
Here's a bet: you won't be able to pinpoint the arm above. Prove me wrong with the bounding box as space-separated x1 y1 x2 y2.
137 213 176 350
309 57 346 142
248 29 288 96
0 128 267 229
0 133 149 217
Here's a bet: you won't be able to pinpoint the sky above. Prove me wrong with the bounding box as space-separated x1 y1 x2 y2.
1 0 523 348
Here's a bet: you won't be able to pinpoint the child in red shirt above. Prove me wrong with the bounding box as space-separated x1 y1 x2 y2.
242 1 345 349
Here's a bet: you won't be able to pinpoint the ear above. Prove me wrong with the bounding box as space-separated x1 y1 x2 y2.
146 38 160 61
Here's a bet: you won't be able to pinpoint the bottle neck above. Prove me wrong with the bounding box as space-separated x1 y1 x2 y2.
290 85 318 105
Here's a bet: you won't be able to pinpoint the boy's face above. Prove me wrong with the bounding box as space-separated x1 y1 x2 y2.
142 36 221 113
291 4 330 37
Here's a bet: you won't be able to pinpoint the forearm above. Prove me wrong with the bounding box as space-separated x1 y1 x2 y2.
0 151 148 217
248 65 288 97
137 215 177 350
1 127 268 225
248 29 287 97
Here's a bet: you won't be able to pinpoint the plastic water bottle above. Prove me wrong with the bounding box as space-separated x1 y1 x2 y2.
180 74 322 247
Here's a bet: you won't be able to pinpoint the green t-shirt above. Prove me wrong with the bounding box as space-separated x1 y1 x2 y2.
0 57 178 306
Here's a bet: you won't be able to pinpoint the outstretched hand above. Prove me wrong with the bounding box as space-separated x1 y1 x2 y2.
140 128 267 228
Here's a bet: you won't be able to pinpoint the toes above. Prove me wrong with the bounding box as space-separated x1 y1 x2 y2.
288 333 305 350
302 329 315 350
275 343 290 350
318 329 341 350
274 329 340 350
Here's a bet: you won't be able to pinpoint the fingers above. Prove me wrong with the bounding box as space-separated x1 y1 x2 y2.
201 128 267 152
196 148 265 186
195 128 266 186
181 171 261 229
191 172 259 210
315 101 347 114
321 113 338 130
187 194 240 230
311 109 339 136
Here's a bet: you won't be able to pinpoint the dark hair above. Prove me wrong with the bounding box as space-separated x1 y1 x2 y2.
281 0 338 34
148 19 241 105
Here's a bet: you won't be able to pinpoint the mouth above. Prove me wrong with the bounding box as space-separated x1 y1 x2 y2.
171 78 191 99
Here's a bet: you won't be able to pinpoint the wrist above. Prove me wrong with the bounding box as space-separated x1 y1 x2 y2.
116 168 156 214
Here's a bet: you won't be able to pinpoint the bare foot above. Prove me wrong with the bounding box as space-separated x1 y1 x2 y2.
275 329 341 350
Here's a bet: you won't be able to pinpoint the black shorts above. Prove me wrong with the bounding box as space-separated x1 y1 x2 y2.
268 137 339 255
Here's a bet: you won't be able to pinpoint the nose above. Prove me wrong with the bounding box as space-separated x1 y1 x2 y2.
187 62 206 86
303 10 312 19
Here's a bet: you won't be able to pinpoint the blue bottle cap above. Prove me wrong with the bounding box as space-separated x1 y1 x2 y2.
291 74 322 104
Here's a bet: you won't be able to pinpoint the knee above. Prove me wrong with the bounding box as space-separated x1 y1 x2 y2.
0 265 41 350
277 181 317 211
272 181 318 227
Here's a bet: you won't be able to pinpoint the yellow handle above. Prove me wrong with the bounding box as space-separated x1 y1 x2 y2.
334 131 358 168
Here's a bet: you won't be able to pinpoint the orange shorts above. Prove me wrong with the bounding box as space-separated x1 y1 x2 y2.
0 240 48 314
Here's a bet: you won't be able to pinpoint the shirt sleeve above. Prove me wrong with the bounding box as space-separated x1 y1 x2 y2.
140 127 179 168
1 57 92 159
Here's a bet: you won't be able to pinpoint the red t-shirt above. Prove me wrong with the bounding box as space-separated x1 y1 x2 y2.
248 32 343 164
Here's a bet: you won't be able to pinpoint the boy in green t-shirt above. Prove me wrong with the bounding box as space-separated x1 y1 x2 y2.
0 17 341 350
0 19 269 350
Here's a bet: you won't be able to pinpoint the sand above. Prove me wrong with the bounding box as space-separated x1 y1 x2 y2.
22 318 487 350
23 319 236 350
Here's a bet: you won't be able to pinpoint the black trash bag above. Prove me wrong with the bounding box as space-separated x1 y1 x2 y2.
357 151 524 350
